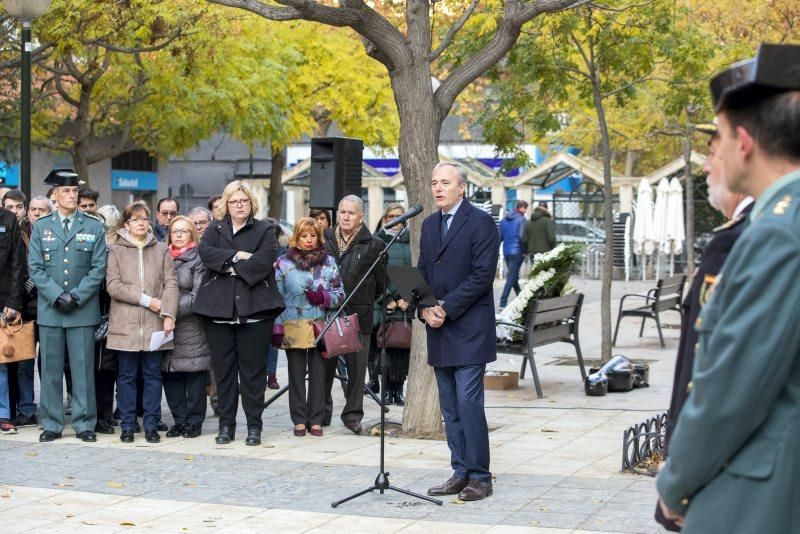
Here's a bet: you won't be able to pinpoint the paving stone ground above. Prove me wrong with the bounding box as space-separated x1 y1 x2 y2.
1 278 673 533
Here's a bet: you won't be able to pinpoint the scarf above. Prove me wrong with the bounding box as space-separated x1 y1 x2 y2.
169 242 197 259
286 246 328 271
335 225 357 254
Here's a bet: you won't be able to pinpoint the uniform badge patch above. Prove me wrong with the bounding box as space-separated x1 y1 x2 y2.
773 195 791 215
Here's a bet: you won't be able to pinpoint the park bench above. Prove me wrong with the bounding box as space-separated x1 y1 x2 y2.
496 293 587 399
612 274 686 348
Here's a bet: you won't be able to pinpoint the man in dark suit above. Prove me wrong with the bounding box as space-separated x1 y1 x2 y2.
418 162 499 501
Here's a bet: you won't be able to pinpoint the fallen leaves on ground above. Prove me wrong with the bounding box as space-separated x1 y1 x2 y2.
24 451 38 457
119 521 136 527
451 498 465 505
106 481 124 489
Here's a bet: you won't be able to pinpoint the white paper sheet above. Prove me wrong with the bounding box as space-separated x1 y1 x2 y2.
149 330 174 351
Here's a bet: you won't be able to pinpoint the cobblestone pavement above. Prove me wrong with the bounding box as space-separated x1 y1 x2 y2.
1 279 670 533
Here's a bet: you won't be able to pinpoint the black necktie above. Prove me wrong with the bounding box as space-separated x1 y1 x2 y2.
441 213 451 243
63 217 70 235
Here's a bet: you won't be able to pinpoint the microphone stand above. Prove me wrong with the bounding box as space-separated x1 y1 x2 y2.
330 225 442 508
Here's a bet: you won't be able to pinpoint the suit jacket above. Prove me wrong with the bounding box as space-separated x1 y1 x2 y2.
657 170 800 533
193 215 285 321
28 211 106 328
418 200 499 367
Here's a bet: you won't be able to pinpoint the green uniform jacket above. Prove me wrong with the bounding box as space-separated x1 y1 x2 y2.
28 211 107 327
657 168 800 533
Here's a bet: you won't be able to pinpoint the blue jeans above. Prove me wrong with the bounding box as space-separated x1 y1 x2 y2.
16 359 36 417
117 351 163 432
267 345 278 375
0 364 9 419
499 254 524 307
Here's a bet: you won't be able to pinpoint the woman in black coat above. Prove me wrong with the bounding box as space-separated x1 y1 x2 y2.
193 181 285 446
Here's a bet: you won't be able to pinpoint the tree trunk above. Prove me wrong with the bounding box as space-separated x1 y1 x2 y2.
393 65 445 436
682 135 694 272
268 142 285 220
72 144 90 185
592 75 614 362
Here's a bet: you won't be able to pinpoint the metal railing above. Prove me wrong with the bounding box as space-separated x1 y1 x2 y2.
622 411 669 476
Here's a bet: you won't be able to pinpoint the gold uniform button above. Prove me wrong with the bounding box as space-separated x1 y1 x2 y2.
681 498 689 506
694 343 700 352
686 381 693 393
64 282 69 286
64 270 69 274
64 259 69 263
695 317 702 328
65 247 69 252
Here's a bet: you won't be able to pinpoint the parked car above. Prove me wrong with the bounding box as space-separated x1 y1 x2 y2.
555 220 606 244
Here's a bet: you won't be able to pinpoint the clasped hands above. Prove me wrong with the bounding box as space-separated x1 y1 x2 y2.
54 292 80 313
421 305 446 328
226 251 253 274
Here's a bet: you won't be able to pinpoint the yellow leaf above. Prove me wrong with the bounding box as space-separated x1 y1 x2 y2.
451 498 465 505
120 521 136 527
183 455 195 461
106 482 124 489
24 451 38 457
183 482 198 488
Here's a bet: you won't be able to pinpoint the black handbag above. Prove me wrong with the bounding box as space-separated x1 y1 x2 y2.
94 315 109 342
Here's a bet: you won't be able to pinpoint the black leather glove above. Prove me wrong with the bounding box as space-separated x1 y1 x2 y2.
55 292 80 314
24 276 37 298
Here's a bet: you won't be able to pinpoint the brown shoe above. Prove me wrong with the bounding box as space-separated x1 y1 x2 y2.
427 476 468 496
309 426 323 437
344 420 362 434
458 479 493 501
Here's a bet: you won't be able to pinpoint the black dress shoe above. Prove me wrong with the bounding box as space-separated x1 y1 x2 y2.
157 422 169 432
76 430 97 443
427 476 468 496
39 430 62 442
166 424 184 438
458 480 493 501
393 389 405 406
245 428 262 446
215 425 235 444
344 420 362 434
120 430 135 443
182 424 201 438
95 419 115 434
145 430 161 443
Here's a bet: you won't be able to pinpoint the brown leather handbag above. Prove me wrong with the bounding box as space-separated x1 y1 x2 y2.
375 314 412 349
313 313 362 358
0 317 36 363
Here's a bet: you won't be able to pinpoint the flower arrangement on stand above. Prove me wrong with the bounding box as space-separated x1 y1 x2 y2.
496 243 583 341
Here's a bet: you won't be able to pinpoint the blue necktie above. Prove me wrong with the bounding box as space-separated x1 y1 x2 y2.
441 213 451 243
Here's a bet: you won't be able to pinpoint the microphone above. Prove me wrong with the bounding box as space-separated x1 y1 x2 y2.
383 204 423 229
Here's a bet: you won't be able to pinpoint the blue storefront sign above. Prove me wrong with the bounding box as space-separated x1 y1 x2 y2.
0 162 20 187
111 169 158 191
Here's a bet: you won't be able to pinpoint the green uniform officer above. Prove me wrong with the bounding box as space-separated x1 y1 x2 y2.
28 169 107 443
657 43 800 532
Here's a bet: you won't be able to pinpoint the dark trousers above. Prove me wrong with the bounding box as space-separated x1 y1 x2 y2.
434 364 491 482
95 368 116 421
117 351 163 432
163 371 207 426
205 320 272 430
328 333 370 424
499 254 524 307
286 348 336 426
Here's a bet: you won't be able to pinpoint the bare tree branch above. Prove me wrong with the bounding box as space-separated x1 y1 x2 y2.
87 28 185 54
429 0 481 62
435 0 584 119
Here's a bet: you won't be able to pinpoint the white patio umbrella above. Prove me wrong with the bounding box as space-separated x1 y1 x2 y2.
665 177 686 275
651 178 670 278
632 179 655 280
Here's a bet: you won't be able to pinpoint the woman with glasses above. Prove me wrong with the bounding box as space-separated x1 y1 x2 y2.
193 181 285 446
161 216 211 439
272 218 344 437
106 202 178 444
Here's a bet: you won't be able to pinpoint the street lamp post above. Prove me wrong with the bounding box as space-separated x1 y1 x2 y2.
3 0 51 199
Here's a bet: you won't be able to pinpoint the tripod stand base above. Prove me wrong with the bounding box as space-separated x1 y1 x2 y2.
331 472 443 508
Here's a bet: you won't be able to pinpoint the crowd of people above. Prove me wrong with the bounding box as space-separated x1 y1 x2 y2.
0 177 414 445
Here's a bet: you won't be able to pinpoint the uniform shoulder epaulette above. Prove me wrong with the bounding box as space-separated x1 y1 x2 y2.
83 213 103 222
712 214 746 233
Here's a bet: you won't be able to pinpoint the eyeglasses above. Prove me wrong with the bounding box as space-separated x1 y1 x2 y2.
227 198 251 207
170 228 192 235
159 210 178 217
128 217 150 224
193 220 209 228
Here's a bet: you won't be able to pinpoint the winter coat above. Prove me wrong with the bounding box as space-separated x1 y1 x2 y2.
523 207 556 255
0 208 25 314
106 229 179 352
164 246 211 373
498 210 526 256
373 227 413 326
193 215 285 321
274 247 345 329
323 224 386 335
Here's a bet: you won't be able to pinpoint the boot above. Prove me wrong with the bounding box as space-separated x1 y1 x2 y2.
393 383 405 406
382 382 394 406
268 372 280 390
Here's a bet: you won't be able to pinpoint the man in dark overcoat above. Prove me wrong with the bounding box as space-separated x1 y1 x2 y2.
418 162 499 501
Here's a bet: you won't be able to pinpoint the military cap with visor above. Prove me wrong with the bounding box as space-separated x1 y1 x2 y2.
710 43 800 111
43 168 86 187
